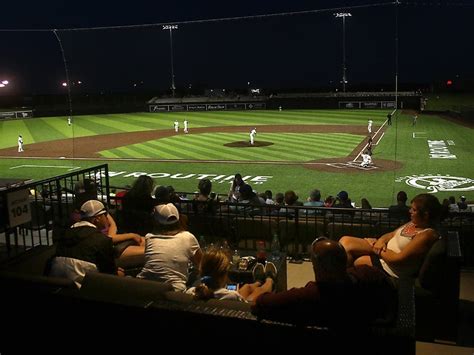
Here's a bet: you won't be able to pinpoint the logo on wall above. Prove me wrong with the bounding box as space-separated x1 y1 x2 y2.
396 174 474 193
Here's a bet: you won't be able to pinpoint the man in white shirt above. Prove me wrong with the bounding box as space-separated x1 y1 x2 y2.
174 120 179 133
184 120 189 133
367 119 373 134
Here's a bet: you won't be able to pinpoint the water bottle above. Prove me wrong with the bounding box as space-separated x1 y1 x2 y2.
270 233 281 262
232 249 240 266
256 240 267 264
220 239 232 261
199 235 207 251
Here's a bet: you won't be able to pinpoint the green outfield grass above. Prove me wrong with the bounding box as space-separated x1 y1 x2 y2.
0 109 473 207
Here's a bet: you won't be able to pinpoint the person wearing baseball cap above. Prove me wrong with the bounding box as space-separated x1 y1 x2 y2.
50 200 123 286
137 203 202 291
458 196 468 211
334 190 353 209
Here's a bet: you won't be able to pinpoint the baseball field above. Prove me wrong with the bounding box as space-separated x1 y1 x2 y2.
0 108 472 207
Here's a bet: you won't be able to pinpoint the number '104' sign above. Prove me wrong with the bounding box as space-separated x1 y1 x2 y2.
7 189 31 228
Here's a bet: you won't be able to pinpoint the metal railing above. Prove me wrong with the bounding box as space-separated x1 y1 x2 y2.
0 164 110 253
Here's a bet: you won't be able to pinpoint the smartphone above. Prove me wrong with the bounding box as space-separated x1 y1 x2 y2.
226 283 238 291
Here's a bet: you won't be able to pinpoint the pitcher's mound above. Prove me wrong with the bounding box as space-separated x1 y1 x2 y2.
224 141 273 148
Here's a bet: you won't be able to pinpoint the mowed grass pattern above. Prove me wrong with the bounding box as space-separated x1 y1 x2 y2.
100 132 363 161
0 109 388 150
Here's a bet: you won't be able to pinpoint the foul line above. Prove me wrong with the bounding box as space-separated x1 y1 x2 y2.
10 164 81 171
1 155 353 167
353 122 386 163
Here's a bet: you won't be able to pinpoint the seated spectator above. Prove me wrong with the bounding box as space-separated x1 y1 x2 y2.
324 195 335 207
447 196 459 213
274 192 284 206
361 198 372 209
333 190 353 209
166 185 182 204
186 247 275 302
388 191 410 222
229 184 263 214
193 178 219 214
277 190 303 217
137 203 202 291
228 173 244 202
72 179 144 258
154 185 171 204
458 196 468 211
114 184 131 211
264 190 274 205
251 237 397 326
50 200 124 286
302 189 324 215
340 193 441 279
121 176 157 235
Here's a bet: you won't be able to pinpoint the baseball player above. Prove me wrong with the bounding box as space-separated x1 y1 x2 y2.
184 119 188 133
174 120 179 133
250 128 257 145
367 119 373 134
68 116 72 126
360 150 373 167
18 135 24 152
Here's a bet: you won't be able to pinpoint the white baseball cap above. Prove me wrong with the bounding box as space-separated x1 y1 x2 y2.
80 200 107 218
154 203 179 225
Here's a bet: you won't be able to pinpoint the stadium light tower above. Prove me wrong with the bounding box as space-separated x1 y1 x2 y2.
334 12 352 92
163 24 178 97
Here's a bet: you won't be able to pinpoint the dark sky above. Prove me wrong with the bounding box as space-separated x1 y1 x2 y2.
0 0 473 95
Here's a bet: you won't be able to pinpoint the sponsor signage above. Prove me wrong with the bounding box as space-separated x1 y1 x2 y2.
150 105 168 112
396 175 474 193
95 170 273 185
427 140 457 159
226 103 246 110
207 104 226 110
361 102 380 109
187 104 207 111
170 104 187 111
0 112 17 119
339 102 361 109
382 101 396 108
16 111 33 118
246 102 266 109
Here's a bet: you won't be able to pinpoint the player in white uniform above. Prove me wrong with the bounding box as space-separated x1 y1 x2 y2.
68 117 72 126
184 120 188 133
360 150 373 167
18 135 24 152
174 120 179 133
367 119 373 134
250 128 257 145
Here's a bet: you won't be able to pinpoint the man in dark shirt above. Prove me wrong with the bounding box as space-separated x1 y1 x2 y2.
251 238 397 326
388 191 410 222
54 200 121 275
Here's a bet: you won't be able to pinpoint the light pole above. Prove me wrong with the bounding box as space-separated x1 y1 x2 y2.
334 12 351 92
163 24 178 97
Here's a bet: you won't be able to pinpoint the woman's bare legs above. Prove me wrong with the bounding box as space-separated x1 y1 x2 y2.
339 236 375 266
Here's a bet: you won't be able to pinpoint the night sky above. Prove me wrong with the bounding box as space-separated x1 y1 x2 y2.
0 0 472 95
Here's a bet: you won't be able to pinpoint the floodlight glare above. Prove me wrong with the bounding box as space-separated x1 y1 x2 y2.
1 80 9 85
